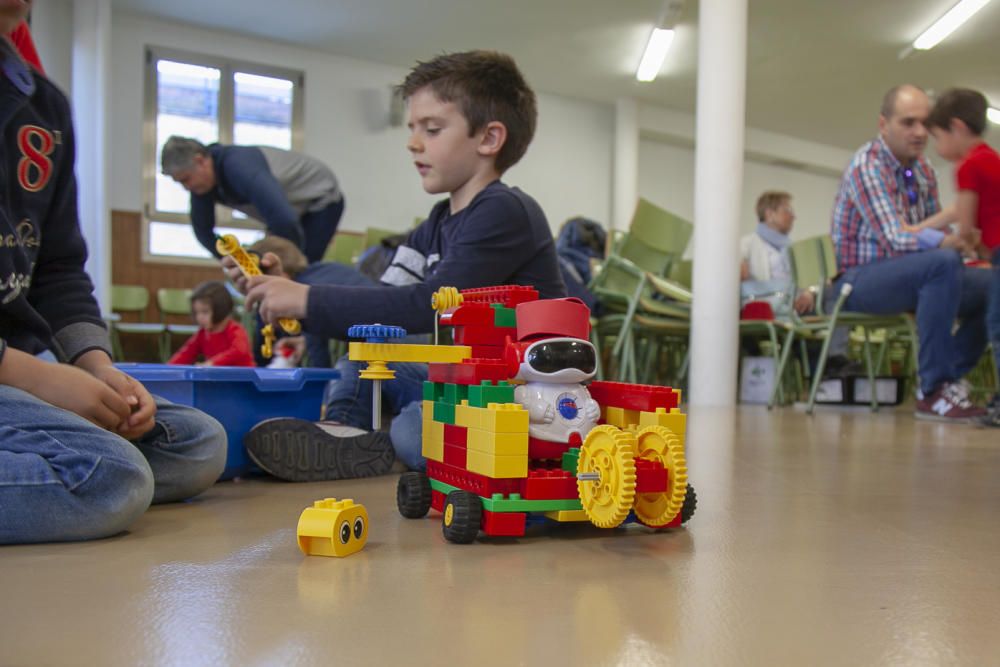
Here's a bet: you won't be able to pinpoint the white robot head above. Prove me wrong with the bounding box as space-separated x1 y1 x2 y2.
512 337 597 383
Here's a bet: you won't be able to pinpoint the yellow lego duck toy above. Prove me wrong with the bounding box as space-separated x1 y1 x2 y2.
296 498 369 557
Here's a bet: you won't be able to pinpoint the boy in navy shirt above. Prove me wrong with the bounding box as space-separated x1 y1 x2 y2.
226 51 565 481
927 88 1000 426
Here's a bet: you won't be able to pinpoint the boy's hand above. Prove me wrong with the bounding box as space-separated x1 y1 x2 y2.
245 275 308 325
221 251 284 294
0 348 134 431
75 350 157 439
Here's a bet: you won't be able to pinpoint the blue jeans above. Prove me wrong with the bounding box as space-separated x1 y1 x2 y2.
989 249 1000 380
0 388 227 544
833 249 989 395
301 197 345 264
324 355 427 470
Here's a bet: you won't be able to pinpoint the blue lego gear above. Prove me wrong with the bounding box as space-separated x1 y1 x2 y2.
347 324 408 343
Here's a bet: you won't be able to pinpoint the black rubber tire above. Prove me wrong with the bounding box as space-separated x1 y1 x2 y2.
397 472 432 519
442 490 482 544
680 484 697 524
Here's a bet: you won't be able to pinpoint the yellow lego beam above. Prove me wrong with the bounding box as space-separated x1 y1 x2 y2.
349 342 472 364
543 509 590 522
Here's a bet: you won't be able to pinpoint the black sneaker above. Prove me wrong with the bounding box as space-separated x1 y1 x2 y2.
244 418 395 482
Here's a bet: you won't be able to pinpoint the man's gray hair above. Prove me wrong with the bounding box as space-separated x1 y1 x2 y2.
160 136 208 175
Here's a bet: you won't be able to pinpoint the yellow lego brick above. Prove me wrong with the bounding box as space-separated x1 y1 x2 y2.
638 407 687 443
349 341 471 364
422 416 444 462
296 498 369 557
544 509 589 522
482 403 530 433
454 400 482 430
466 449 527 478
604 406 625 428
467 428 528 456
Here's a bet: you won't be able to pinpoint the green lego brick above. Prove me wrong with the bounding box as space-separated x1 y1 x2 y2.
423 381 443 402
468 380 515 408
491 304 517 329
442 383 468 405
433 400 456 425
428 479 583 512
562 447 580 474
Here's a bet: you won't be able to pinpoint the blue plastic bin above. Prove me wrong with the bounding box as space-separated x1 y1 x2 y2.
117 364 339 479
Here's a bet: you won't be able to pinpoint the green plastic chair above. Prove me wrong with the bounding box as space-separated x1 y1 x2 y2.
157 288 199 358
110 285 167 362
324 232 365 265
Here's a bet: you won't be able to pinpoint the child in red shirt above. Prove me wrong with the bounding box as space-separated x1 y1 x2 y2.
168 281 254 367
927 88 1000 426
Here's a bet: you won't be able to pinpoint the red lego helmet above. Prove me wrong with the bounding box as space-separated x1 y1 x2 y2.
515 297 591 342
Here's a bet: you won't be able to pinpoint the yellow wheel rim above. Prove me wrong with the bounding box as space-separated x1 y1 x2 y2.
632 425 688 527
577 425 637 529
444 503 454 526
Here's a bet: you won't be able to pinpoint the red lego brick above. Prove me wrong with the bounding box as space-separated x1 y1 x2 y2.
588 380 680 412
634 458 668 494
428 358 512 385
443 423 468 447
426 459 525 498
469 344 506 359
523 467 578 500
515 297 590 341
443 442 467 468
480 510 526 537
528 436 573 461
740 300 775 321
431 489 446 513
459 285 538 308
446 302 495 326
452 323 515 346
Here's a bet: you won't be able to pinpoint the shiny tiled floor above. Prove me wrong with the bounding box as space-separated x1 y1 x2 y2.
3 405 1000 666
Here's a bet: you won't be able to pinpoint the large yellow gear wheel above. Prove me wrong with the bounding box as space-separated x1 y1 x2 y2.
632 425 688 527
577 425 637 529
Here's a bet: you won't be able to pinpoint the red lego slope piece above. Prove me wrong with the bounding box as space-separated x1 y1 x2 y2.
428 358 512 384
523 467 578 500
481 510 526 537
588 380 679 412
460 285 538 308
426 459 524 498
446 302 495 326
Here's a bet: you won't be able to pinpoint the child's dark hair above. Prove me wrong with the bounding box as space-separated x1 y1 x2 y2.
926 88 988 136
400 50 537 173
190 281 234 325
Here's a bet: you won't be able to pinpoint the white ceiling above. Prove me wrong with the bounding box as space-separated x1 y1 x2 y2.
112 0 1000 150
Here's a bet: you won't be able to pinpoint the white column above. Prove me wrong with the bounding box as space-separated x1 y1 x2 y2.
689 0 748 406
71 0 112 314
612 97 639 232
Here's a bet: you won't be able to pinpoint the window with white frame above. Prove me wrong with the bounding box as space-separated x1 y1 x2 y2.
143 47 304 262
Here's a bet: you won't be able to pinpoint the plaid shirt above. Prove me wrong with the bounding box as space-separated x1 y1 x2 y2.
831 137 940 270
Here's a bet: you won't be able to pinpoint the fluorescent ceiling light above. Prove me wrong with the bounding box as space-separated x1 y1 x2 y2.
988 107 1000 125
913 0 993 50
636 28 675 82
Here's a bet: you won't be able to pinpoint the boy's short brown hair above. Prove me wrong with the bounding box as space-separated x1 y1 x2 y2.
248 235 309 278
190 281 234 325
400 50 537 173
926 88 988 136
755 191 791 221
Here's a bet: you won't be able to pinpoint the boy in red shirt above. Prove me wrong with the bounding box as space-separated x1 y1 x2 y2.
927 88 1000 426
168 281 254 367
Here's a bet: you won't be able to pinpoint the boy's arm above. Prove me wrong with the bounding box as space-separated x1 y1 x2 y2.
223 148 304 248
304 192 548 338
0 343 133 432
954 190 979 244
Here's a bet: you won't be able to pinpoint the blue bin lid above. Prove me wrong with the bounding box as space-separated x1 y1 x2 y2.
116 364 340 393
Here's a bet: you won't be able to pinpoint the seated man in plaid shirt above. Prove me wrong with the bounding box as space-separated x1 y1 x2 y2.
830 84 990 422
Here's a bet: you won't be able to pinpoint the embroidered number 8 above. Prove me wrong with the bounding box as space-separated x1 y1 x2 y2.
17 125 55 193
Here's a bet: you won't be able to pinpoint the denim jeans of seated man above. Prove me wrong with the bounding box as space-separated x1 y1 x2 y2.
323 354 429 471
0 384 227 545
831 248 990 396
